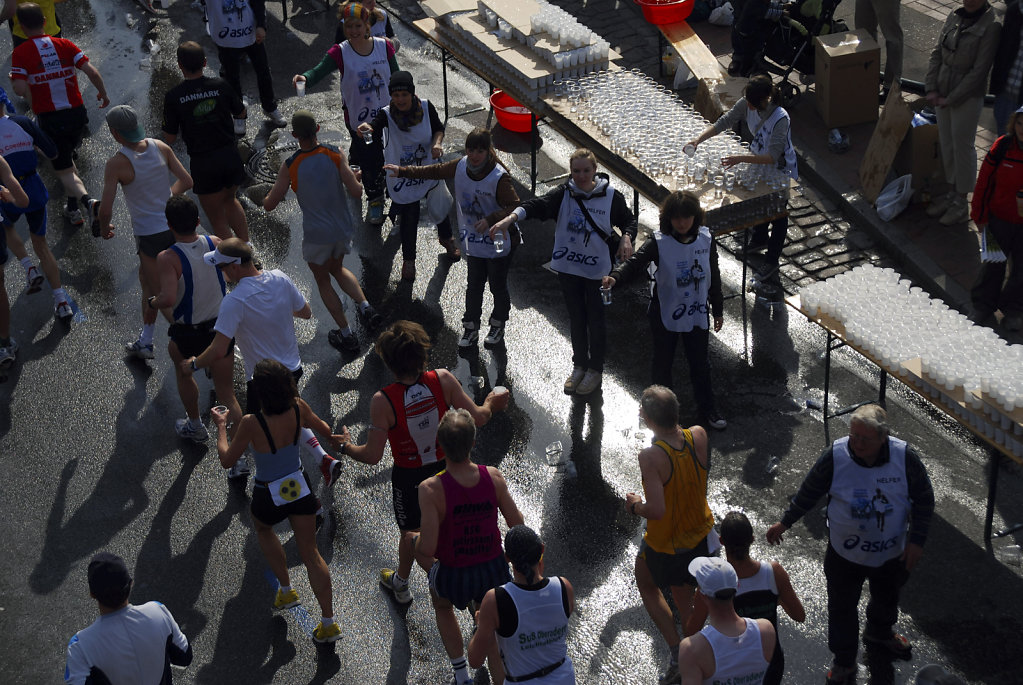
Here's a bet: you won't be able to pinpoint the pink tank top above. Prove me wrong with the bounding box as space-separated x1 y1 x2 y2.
436 465 503 567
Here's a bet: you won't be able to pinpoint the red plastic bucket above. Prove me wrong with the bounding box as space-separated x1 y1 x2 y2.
634 0 694 24
490 90 533 133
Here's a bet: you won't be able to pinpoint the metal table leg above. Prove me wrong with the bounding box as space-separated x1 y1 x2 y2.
531 113 538 194
442 48 450 122
823 329 834 444
985 448 1002 543
633 188 639 221
741 229 749 364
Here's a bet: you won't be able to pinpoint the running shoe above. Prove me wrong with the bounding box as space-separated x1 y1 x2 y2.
312 621 342 643
458 322 478 348
227 458 251 479
703 411 727 431
273 587 301 610
563 366 585 394
825 662 856 685
86 198 101 237
64 204 84 226
174 418 209 443
379 568 413 604
439 237 461 261
125 339 155 360
327 329 359 353
0 338 18 369
863 631 912 659
483 319 505 349
575 369 602 395
266 108 287 128
25 266 43 294
359 303 384 329
55 301 73 321
233 118 246 137
320 456 342 489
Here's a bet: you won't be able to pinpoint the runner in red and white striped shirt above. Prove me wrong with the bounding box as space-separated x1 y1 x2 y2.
9 3 108 228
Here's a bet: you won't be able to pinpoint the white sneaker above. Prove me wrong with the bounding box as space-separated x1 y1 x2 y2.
563 366 585 394
175 418 209 443
55 301 73 321
574 369 602 395
458 322 479 348
925 192 953 218
379 568 413 604
266 108 287 127
125 339 155 360
0 337 18 369
228 457 251 479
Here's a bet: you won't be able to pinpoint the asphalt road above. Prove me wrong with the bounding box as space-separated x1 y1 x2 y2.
0 2 1021 684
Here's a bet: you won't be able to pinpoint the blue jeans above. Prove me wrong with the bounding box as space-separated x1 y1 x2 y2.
992 91 1018 137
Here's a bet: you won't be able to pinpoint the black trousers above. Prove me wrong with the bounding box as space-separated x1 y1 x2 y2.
752 213 788 265
648 306 715 415
464 254 512 325
217 42 276 114
347 128 385 200
971 214 1023 317
391 200 453 261
824 544 909 667
558 272 605 372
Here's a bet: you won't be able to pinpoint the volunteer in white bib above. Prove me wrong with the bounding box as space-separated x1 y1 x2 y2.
688 74 797 281
292 2 397 225
360 70 457 282
384 127 520 349
765 404 934 685
333 0 400 52
490 149 636 396
212 359 345 644
605 190 726 430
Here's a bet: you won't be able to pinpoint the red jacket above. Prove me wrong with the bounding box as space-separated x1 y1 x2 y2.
971 135 1023 225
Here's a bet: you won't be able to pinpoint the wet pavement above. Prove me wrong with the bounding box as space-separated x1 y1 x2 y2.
1 1 1022 684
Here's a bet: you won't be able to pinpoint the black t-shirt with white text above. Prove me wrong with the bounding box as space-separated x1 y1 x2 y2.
162 76 244 157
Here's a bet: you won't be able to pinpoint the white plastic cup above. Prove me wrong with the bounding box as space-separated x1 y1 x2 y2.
296 80 306 96
493 385 509 397
600 285 612 305
211 405 228 418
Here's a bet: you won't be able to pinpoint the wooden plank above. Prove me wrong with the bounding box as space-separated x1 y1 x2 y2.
420 0 478 18
859 84 914 204
659 20 725 81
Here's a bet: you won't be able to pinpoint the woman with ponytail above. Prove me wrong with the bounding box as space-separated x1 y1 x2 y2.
468 525 577 684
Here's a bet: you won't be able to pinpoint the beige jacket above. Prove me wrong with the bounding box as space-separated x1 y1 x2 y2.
925 3 1002 106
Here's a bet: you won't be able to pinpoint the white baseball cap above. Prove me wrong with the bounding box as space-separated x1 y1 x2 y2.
688 556 737 599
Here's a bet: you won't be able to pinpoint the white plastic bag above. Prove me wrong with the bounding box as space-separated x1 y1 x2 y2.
875 174 912 221
423 180 453 225
709 2 734 26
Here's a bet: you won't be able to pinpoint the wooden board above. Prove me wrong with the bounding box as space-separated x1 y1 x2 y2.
479 0 541 31
420 0 478 18
859 84 914 204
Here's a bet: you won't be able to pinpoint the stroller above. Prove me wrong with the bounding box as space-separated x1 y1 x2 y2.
760 0 848 105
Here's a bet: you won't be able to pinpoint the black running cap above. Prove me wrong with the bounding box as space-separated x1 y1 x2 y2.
88 552 132 605
505 525 543 568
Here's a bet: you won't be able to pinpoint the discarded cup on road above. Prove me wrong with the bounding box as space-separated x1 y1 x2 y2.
545 441 563 465
995 545 1022 567
765 456 780 475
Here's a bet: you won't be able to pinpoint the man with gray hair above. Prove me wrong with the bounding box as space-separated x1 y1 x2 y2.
766 404 934 685
415 407 524 685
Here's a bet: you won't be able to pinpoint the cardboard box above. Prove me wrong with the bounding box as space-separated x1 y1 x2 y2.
815 30 880 128
893 119 941 190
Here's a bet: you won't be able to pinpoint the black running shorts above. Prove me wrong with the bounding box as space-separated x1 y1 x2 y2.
391 461 445 531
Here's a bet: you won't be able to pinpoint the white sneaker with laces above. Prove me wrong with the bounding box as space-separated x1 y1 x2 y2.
563 366 585 394
228 457 251 479
266 108 287 127
175 418 210 443
574 369 602 395
55 301 73 321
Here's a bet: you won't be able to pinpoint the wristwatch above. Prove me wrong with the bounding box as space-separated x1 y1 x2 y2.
147 296 158 309
190 359 199 372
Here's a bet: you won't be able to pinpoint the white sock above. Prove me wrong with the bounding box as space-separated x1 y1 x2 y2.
279 585 291 594
340 326 352 336
139 323 155 347
450 657 469 683
299 427 328 459
320 615 335 627
19 257 32 273
359 300 370 311
52 287 67 304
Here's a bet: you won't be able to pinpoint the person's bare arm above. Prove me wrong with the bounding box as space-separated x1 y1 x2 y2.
438 368 508 427
414 478 442 570
297 398 346 451
151 248 182 311
690 425 709 469
626 446 667 520
185 332 232 375
97 156 125 239
492 467 524 528
772 561 805 622
78 62 109 108
157 141 193 195
214 414 255 468
343 391 392 465
0 157 29 208
294 302 312 319
263 161 291 211
467 589 499 669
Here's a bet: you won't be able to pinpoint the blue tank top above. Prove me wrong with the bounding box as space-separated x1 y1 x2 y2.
251 406 302 483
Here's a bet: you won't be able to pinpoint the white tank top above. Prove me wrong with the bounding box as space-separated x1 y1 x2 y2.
204 0 257 48
120 140 172 237
497 577 575 684
383 100 438 203
370 7 388 38
700 618 769 685
456 157 505 259
551 185 614 279
339 38 391 128
828 436 911 566
653 228 712 333
170 235 226 324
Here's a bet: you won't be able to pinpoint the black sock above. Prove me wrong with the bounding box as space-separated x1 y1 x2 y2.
67 196 78 210
80 193 92 207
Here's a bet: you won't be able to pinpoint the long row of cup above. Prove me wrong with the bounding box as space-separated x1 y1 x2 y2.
799 264 1023 457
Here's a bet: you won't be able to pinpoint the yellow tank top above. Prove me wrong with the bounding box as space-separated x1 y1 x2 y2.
643 430 714 553
13 0 60 40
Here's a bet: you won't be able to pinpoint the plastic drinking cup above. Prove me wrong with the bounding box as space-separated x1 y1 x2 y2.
296 81 306 96
600 285 612 305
